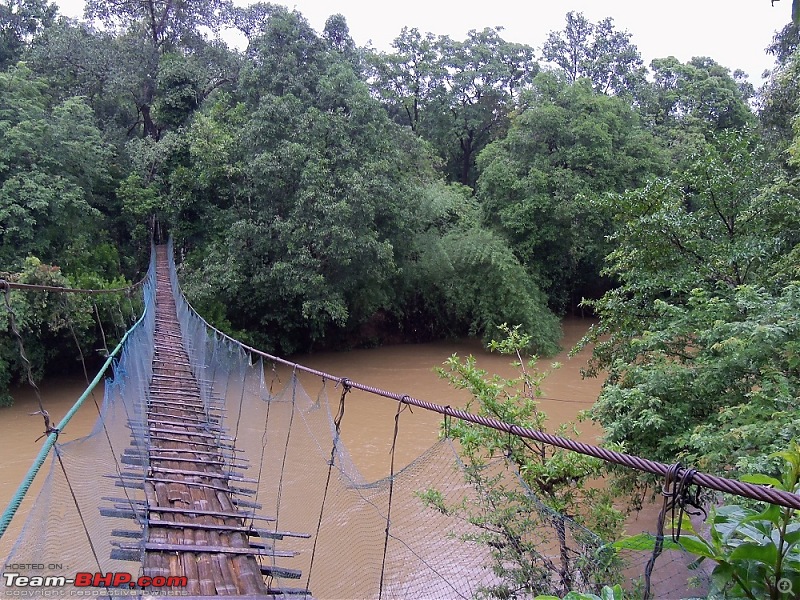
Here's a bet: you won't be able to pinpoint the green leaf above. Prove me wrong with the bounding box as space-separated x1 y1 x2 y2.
729 541 779 565
740 474 783 489
677 535 718 560
613 533 682 552
601 585 624 600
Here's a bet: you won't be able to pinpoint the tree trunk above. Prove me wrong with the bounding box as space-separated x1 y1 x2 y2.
141 104 159 140
460 133 473 186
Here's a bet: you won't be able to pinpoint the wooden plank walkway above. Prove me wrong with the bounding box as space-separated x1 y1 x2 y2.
105 245 310 597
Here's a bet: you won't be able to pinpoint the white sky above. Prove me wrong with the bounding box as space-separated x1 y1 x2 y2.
52 0 791 85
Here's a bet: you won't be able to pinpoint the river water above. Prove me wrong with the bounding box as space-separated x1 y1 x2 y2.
292 318 602 481
0 319 603 555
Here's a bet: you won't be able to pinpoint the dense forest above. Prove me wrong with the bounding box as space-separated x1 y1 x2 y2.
4 1 800 595
2 0 800 497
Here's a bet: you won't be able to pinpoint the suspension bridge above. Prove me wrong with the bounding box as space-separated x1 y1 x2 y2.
1 241 799 599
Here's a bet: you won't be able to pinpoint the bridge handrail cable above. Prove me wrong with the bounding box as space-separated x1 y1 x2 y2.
0 258 156 539
175 272 800 512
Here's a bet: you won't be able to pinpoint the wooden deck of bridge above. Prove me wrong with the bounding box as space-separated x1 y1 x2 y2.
105 245 310 597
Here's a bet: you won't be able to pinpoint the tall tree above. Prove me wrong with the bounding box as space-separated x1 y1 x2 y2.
541 11 646 97
477 73 665 312
62 0 238 139
434 28 538 185
84 0 230 49
173 8 426 352
580 130 800 476
759 23 800 152
367 27 444 133
370 27 537 186
0 65 112 268
0 0 55 67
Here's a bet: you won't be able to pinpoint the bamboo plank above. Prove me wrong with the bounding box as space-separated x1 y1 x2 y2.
150 466 254 482
144 506 274 521
128 542 288 556
148 456 247 469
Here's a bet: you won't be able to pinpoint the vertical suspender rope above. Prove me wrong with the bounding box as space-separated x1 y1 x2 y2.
274 368 298 533
305 378 350 593
379 400 408 599
250 360 276 531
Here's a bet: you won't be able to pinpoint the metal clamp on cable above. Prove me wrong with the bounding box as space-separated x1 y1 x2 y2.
31 410 60 442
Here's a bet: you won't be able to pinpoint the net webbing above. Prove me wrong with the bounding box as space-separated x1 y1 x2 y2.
1 242 707 599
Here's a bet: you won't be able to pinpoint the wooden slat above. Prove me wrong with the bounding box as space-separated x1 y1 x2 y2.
111 529 142 538
142 506 272 521
148 427 231 440
119 504 276 524
147 434 236 449
146 418 226 432
146 411 221 424
251 529 312 540
148 456 249 469
126 542 290 557
260 565 303 580
150 466 254 482
141 477 255 496
147 448 242 459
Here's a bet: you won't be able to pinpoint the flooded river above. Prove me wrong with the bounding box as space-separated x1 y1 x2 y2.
0 319 602 555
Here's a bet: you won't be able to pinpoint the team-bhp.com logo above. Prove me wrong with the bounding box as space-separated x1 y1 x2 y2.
4 571 188 590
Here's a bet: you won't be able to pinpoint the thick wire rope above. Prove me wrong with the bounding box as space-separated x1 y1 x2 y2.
305 378 350 594
178 292 800 511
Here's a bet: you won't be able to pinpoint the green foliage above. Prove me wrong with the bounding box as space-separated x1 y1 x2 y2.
760 23 800 153
421 325 623 597
614 444 800 599
399 182 561 352
535 585 624 600
477 75 665 312
84 0 230 50
0 258 73 406
172 16 428 352
0 65 111 269
638 56 755 168
0 0 789 409
369 26 537 186
581 130 800 477
0 0 55 68
542 11 645 96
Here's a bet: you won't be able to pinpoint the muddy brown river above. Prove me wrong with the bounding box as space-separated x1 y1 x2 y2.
0 319 604 557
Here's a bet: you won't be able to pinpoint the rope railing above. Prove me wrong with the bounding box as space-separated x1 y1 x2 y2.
178 284 800 512
0 302 154 538
0 277 146 295
0 259 156 539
